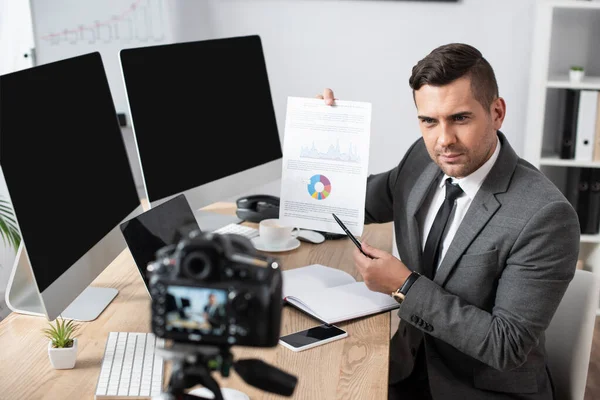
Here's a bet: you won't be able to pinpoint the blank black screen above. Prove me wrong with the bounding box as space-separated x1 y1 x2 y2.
0 52 140 292
120 194 199 289
120 35 282 201
280 324 346 348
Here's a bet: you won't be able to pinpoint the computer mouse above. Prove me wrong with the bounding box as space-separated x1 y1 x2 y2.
297 229 326 244
188 387 250 400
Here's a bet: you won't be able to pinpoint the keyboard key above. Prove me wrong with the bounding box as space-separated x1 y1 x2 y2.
214 223 259 239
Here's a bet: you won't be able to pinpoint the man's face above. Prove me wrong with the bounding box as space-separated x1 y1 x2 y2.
414 76 505 178
208 295 216 305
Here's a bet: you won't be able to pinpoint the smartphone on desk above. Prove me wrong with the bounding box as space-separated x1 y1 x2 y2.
279 324 348 352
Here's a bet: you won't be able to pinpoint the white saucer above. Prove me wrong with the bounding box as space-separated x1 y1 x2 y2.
188 387 250 400
251 236 301 252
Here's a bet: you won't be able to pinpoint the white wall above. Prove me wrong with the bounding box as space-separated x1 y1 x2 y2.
176 0 536 174
0 0 34 75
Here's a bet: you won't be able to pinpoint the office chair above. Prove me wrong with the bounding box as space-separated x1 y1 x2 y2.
545 268 599 400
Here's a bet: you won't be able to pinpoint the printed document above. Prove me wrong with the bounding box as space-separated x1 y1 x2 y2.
279 97 371 235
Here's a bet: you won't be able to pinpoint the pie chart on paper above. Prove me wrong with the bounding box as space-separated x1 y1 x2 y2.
307 174 332 200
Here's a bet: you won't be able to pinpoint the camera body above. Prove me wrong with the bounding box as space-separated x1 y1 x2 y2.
148 230 282 348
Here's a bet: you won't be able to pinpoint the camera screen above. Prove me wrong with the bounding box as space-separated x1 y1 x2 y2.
165 286 228 336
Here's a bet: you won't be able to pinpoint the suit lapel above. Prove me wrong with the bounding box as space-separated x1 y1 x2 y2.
433 191 500 286
406 163 442 273
433 132 518 286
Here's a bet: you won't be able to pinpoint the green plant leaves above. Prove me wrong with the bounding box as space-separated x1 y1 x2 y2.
0 198 20 252
43 317 78 348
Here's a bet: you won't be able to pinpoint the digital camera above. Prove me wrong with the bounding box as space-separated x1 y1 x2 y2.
147 230 283 348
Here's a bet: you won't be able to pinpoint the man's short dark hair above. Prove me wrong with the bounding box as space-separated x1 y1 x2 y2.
409 43 499 112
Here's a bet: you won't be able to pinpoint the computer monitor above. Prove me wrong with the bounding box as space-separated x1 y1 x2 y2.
0 52 144 321
119 35 283 226
120 194 199 293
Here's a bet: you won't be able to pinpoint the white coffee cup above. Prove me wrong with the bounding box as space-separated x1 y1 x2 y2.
259 218 299 247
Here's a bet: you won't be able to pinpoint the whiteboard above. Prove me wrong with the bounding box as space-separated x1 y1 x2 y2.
30 0 176 117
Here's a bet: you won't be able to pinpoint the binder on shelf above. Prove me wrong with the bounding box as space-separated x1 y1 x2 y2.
577 168 592 234
575 90 599 162
594 92 600 161
565 167 582 211
585 168 600 234
559 89 580 160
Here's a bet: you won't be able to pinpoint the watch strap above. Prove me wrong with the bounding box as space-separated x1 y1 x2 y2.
399 271 421 296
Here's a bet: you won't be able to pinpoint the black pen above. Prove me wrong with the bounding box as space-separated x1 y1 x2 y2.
331 213 372 258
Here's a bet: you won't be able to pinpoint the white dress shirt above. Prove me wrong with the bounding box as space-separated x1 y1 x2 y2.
419 137 501 272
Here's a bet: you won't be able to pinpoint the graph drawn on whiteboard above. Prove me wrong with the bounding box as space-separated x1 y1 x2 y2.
30 0 176 115
38 0 168 45
300 140 361 163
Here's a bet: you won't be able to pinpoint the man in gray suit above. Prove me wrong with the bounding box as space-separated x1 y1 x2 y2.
319 43 579 399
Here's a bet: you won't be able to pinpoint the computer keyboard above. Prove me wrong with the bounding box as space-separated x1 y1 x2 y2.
214 223 259 239
95 332 165 399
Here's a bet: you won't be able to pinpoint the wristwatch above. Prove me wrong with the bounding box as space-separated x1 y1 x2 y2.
391 271 421 304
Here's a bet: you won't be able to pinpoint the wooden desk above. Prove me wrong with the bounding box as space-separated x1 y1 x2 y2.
0 203 393 399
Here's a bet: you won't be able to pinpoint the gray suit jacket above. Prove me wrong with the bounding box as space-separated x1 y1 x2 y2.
365 133 579 399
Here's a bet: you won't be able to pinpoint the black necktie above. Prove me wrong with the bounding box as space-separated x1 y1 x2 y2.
422 178 464 280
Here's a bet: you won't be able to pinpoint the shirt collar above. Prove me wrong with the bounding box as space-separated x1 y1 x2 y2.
438 136 501 200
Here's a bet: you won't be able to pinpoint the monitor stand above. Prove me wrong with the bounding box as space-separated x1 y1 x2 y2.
5 243 118 321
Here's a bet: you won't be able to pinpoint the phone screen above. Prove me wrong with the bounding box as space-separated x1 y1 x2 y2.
280 324 346 348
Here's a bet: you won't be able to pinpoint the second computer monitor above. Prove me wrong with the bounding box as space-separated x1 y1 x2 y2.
120 35 283 212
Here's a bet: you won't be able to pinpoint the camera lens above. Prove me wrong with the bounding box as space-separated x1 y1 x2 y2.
182 252 213 280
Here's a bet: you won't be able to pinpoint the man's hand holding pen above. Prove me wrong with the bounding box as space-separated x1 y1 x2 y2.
329 196 414 295
353 242 413 295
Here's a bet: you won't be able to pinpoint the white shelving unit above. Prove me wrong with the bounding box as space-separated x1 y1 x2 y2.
547 75 600 90
525 0 600 315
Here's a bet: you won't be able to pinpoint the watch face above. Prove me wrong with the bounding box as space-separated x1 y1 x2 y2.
392 291 405 304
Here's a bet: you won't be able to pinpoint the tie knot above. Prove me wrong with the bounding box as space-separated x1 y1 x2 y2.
444 178 463 202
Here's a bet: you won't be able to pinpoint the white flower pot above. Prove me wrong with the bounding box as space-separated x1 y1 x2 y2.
569 69 585 82
48 338 77 369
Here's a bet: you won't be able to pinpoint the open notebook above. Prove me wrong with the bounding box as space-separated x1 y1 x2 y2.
282 264 399 324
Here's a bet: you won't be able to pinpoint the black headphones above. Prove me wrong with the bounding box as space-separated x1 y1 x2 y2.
235 195 280 223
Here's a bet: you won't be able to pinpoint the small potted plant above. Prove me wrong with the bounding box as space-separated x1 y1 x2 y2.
569 66 585 82
43 317 79 369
